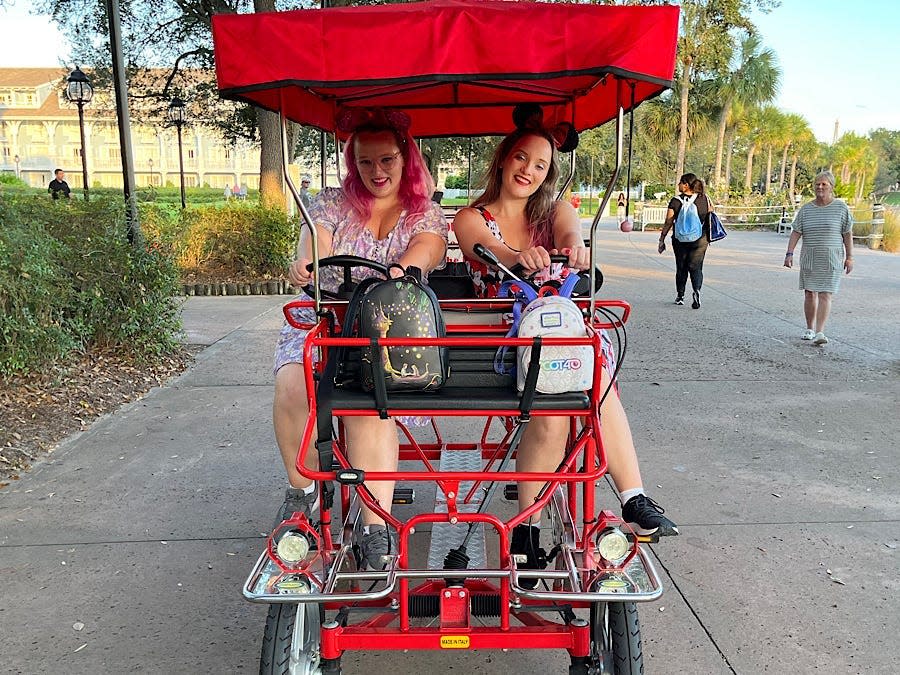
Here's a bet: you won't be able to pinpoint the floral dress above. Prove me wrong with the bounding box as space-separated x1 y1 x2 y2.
274 187 448 372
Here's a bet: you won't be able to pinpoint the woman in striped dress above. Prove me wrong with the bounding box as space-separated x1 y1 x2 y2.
783 170 854 345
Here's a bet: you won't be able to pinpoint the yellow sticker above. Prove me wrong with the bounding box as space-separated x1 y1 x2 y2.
440 636 470 649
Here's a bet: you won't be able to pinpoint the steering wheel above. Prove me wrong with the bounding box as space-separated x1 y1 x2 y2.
303 255 389 300
505 254 604 296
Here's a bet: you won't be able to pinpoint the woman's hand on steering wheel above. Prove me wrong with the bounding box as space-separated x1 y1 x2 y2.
288 258 314 287
553 245 590 271
514 246 553 273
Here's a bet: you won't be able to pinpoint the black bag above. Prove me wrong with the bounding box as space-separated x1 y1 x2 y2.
341 266 448 394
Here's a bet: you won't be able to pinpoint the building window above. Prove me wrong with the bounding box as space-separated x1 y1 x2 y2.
109 147 121 161
224 149 232 160
187 149 195 159
73 147 82 158
2 147 10 157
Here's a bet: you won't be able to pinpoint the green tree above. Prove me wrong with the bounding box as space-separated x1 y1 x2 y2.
711 32 780 189
869 128 900 192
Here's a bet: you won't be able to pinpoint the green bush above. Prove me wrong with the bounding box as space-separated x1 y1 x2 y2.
0 195 182 376
143 201 298 277
883 208 899 253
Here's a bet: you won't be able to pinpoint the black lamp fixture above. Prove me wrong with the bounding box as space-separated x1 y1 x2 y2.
167 96 187 209
66 66 93 201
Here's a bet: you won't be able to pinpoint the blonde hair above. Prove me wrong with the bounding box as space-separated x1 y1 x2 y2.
814 170 836 188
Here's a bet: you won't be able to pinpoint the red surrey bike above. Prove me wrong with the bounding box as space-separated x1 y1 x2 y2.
212 2 679 673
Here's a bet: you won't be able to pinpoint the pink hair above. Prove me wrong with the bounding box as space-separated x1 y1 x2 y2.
341 127 435 223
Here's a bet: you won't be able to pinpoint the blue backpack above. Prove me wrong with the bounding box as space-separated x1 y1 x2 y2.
674 194 702 242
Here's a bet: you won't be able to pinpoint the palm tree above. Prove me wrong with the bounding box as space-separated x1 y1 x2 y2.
743 105 781 193
711 33 780 189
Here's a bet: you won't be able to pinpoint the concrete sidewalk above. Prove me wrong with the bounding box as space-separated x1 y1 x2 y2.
1 228 897 674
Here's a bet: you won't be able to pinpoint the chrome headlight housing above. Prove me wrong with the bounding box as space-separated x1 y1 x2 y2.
596 527 630 564
276 531 312 564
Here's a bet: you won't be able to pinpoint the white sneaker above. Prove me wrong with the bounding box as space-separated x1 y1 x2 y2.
813 332 828 345
802 329 815 340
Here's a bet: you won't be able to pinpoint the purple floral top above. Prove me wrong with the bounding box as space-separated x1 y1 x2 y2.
306 187 448 291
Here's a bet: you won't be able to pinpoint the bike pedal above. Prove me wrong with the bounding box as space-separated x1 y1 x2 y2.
392 487 415 505
503 483 518 501
626 532 660 544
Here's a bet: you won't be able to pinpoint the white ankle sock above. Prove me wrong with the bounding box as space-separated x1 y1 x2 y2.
619 487 645 505
301 483 316 496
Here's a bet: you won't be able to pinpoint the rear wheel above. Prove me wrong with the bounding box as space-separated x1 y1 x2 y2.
589 601 643 675
259 602 326 675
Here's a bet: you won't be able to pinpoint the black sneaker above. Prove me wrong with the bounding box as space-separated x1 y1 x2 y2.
691 290 701 309
354 522 398 571
274 485 319 530
510 524 548 590
675 296 684 305
622 494 679 536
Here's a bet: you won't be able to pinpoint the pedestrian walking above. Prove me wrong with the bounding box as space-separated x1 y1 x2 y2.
783 170 853 346
658 173 713 308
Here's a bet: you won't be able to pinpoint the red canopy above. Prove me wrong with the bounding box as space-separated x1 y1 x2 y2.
212 0 679 137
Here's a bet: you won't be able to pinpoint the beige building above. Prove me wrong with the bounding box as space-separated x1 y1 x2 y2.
0 67 262 191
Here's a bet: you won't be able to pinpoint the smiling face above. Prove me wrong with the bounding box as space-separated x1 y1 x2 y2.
500 133 553 199
353 130 405 200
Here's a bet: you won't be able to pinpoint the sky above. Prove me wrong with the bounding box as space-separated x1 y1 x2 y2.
0 0 897 143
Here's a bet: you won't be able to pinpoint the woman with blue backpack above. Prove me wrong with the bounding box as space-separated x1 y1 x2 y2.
453 109 678 587
658 173 713 308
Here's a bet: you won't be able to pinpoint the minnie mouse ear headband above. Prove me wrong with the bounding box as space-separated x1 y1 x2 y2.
336 106 412 139
512 103 579 153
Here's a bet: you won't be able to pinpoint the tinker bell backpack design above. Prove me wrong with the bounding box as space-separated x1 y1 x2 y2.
495 274 593 395
674 193 703 242
341 267 448 393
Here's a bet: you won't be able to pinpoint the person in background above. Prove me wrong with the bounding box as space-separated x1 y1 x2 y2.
48 169 71 200
783 170 853 345
274 108 448 570
224 184 233 200
657 173 712 308
453 120 678 587
299 176 313 209
616 191 626 222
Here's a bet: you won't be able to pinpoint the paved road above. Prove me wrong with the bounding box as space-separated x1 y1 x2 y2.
1 224 897 674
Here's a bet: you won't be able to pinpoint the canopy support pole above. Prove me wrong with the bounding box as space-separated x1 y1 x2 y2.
282 107 321 312
589 93 625 318
334 132 343 182
557 149 577 200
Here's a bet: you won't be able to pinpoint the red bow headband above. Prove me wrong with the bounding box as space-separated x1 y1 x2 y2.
512 103 579 153
336 107 412 137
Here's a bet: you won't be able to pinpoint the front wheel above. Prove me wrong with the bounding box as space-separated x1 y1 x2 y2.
590 601 643 675
259 602 326 675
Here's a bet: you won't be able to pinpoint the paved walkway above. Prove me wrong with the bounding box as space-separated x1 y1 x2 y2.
1 225 897 674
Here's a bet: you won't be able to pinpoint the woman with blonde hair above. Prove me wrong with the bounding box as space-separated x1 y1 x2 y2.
783 170 853 345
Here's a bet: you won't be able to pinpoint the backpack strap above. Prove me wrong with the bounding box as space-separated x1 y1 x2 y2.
518 336 543 421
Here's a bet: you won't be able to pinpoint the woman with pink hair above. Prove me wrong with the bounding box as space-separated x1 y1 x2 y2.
272 108 448 570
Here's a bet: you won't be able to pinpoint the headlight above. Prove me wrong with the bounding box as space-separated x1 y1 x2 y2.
596 527 630 564
276 531 311 564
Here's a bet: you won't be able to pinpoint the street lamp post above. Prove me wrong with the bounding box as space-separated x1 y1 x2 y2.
148 157 154 187
66 66 93 201
13 154 20 180
167 97 187 209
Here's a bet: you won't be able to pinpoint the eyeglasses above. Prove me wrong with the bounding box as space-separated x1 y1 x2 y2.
356 151 402 173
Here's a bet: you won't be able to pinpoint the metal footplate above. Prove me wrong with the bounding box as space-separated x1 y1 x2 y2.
426 448 487 570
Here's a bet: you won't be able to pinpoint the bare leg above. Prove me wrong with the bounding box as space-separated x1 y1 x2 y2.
516 416 568 521
344 417 400 526
516 369 644 518
273 363 316 488
814 292 832 333
803 290 817 330
597 367 642 494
